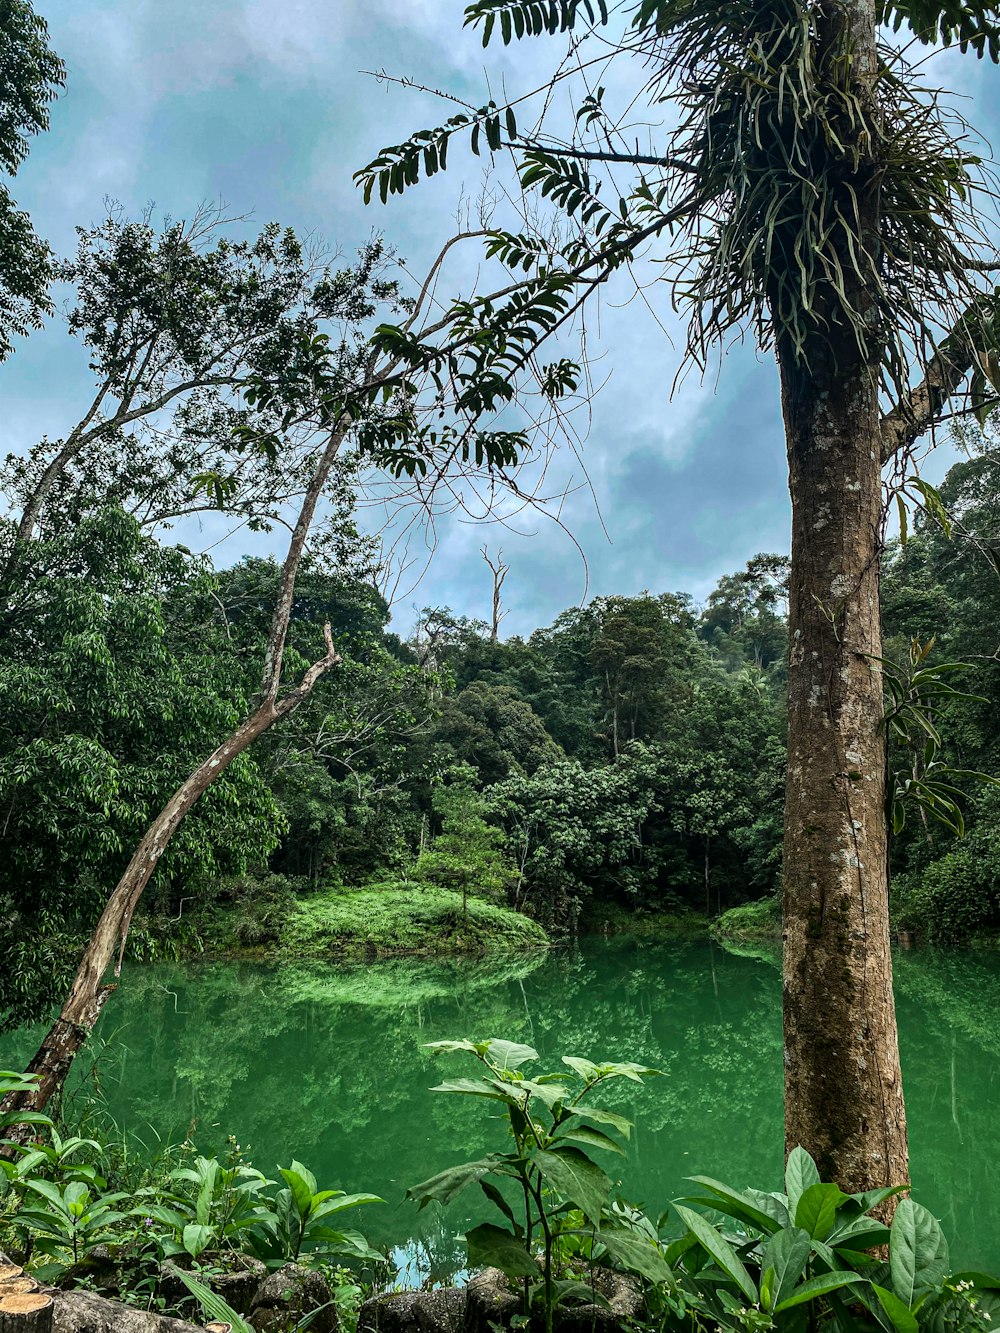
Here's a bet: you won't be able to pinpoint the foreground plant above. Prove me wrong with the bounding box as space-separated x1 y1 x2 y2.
406 1043 1000 1333
660 1147 1000 1333
407 1038 665 1333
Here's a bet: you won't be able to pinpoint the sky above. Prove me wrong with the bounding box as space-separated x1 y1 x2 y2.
1 1 997 636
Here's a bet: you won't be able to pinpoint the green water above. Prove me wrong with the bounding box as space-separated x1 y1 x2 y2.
5 939 1000 1275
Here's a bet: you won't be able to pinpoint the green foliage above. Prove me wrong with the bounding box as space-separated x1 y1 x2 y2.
15 1178 128 1266
162 1265 254 1333
404 1043 998 1333
0 509 282 1030
654 1148 999 1333
0 0 65 358
356 0 998 442
0 1102 383 1292
247 1161 382 1267
283 884 548 958
880 638 997 839
408 1037 660 1332
414 765 517 908
712 896 783 944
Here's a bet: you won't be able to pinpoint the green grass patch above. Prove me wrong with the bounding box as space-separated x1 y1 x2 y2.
710 896 782 943
283 882 548 959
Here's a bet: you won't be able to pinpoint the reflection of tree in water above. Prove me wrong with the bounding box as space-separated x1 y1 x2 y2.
4 941 997 1269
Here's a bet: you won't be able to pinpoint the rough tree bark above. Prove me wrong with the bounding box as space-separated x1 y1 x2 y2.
777 0 909 1193
0 424 349 1125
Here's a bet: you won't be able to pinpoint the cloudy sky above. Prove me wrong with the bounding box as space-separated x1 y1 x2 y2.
2 1 996 634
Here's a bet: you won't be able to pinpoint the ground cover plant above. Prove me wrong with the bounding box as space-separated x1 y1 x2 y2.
406 1040 1000 1333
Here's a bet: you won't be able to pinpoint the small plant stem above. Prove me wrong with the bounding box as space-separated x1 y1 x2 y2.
529 1171 554 1333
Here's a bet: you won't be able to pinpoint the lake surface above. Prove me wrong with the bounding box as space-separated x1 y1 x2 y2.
4 939 999 1274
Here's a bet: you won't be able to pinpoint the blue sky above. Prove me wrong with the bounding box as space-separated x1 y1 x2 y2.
1 1 994 635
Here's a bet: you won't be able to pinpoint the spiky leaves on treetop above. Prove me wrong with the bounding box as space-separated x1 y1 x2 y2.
356 0 1000 417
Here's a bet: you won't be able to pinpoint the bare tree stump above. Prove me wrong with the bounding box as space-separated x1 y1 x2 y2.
0 1261 53 1332
0 1293 54 1332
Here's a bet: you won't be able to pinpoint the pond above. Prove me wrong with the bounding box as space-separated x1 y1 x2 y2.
4 938 999 1275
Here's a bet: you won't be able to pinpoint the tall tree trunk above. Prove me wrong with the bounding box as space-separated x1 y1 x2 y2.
778 335 908 1193
776 0 908 1197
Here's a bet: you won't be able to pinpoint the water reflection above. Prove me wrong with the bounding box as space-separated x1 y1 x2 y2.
3 940 998 1270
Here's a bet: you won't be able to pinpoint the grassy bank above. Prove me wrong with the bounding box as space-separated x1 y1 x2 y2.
134 876 549 962
709 896 782 944
284 882 549 957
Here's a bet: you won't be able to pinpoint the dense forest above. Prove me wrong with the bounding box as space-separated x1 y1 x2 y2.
7 0 1000 1328
7 421 1000 1035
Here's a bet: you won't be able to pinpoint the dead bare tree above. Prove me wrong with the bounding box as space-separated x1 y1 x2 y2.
481 545 510 641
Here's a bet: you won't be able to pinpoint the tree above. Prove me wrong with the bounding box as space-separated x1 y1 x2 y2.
0 509 283 1030
431 679 560 785
0 0 63 360
1 192 570 1115
699 555 790 674
1 208 374 604
356 0 1000 1191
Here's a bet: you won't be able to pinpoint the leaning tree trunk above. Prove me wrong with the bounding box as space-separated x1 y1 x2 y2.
1 424 348 1127
777 334 908 1193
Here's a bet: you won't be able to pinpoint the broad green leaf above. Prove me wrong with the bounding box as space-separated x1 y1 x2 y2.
431 1077 515 1102
872 1283 920 1333
0 1111 50 1130
890 1199 949 1306
23 1178 68 1213
565 1106 632 1140
483 1039 539 1068
761 1226 812 1310
481 1178 517 1226
130 1202 188 1232
785 1146 820 1216
310 1192 383 1219
534 1147 611 1224
466 1222 539 1278
685 1177 782 1234
555 1125 625 1156
182 1222 214 1258
279 1167 314 1220
164 1264 253 1333
407 1158 498 1210
195 1157 219 1226
773 1271 866 1312
562 1056 598 1080
795 1182 844 1239
848 1185 909 1214
672 1204 757 1302
596 1061 661 1083
289 1160 318 1197
760 1265 776 1312
829 1216 891 1250
598 1225 672 1283
951 1272 1000 1289
663 1233 696 1266
64 1181 89 1214
423 1040 480 1055
499 1078 566 1109
745 1188 792 1230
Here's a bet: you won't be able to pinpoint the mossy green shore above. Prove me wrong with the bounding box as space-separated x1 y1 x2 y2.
137 881 549 962
284 884 549 957
133 879 709 963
